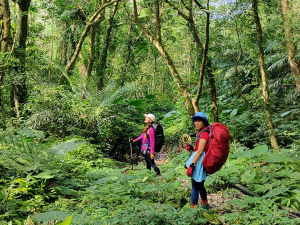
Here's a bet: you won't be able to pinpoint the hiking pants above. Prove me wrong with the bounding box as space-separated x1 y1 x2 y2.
145 153 161 175
191 179 207 204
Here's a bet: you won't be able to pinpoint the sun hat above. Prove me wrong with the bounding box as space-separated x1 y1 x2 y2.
192 112 209 126
144 113 155 122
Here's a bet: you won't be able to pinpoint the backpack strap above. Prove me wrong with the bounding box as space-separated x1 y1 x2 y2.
197 127 210 140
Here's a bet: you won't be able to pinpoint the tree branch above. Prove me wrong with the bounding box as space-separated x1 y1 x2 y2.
194 0 209 13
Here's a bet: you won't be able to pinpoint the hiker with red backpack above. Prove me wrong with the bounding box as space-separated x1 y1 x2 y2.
185 112 230 210
130 114 164 176
185 112 210 210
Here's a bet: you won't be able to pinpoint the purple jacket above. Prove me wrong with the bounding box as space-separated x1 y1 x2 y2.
134 127 155 154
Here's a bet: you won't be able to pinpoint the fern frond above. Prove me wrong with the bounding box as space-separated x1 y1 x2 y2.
267 57 288 72
225 65 245 78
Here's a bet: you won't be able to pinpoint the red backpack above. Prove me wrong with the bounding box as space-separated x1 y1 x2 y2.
199 122 230 174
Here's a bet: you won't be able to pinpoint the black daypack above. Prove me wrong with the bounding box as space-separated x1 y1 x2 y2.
152 122 165 152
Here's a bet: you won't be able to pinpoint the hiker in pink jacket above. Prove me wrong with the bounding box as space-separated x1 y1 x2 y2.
131 114 161 176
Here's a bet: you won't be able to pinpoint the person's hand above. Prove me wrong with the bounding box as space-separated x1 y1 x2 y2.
185 144 194 151
187 163 195 177
129 138 134 143
150 153 154 160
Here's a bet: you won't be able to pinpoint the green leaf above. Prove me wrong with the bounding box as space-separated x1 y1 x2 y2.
32 172 54 179
262 154 292 162
250 145 268 156
230 109 238 116
294 195 300 203
170 180 182 190
241 170 256 183
280 108 299 117
262 186 289 198
33 211 72 223
145 95 155 99
128 99 143 107
49 139 86 155
59 213 74 225
17 128 45 140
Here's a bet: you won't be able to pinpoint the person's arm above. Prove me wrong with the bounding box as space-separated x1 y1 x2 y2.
133 133 144 143
192 138 207 164
149 127 155 154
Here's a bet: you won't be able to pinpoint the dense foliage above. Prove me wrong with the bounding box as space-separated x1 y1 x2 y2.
0 0 300 224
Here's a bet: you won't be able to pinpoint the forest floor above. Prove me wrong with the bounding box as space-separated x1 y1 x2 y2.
153 150 243 214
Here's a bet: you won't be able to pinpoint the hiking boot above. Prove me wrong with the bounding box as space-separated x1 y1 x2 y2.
202 204 209 210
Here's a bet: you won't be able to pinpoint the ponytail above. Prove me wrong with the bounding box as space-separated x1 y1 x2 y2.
143 123 153 133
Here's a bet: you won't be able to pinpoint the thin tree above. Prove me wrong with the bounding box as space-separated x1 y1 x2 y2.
0 0 11 106
132 0 195 115
234 17 251 110
280 0 300 90
252 0 279 149
207 58 218 122
97 1 119 90
11 0 31 117
165 0 210 112
58 0 119 85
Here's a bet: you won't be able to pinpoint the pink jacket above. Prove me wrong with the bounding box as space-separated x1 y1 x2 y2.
134 127 155 154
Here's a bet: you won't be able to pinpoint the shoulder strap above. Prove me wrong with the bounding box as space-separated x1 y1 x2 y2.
197 127 210 140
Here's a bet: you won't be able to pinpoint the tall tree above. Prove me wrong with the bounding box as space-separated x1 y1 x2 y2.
0 0 11 106
58 0 119 85
165 0 210 112
132 0 195 116
97 1 119 90
281 0 300 90
252 0 279 149
12 0 31 117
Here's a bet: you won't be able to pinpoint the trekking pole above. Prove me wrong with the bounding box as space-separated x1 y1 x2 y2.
130 140 133 170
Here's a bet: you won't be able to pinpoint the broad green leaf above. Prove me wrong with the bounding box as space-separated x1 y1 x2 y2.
49 139 86 155
145 95 155 99
262 186 288 198
128 99 143 107
292 190 300 195
241 170 256 183
250 145 268 156
294 195 300 203
262 154 292 162
17 128 45 140
230 109 238 116
33 211 72 222
164 110 176 118
170 180 182 190
59 213 74 225
32 172 54 179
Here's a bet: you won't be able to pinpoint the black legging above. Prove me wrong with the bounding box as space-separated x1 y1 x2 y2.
145 153 161 175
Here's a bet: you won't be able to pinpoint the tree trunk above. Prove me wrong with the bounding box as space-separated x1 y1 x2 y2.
97 1 119 90
208 59 218 122
193 0 210 112
120 22 133 86
12 0 31 117
58 0 118 85
281 0 300 90
234 17 251 110
132 0 195 115
0 0 11 106
86 21 101 80
61 22 68 66
252 0 279 149
165 0 209 113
